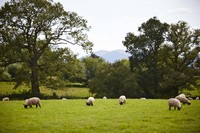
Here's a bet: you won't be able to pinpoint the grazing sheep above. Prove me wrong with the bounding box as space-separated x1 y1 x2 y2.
62 98 67 100
188 97 193 100
23 97 41 108
175 95 191 105
178 93 186 98
140 98 146 100
103 96 107 99
2 97 9 101
119 95 126 105
196 97 199 100
86 97 95 106
168 98 182 110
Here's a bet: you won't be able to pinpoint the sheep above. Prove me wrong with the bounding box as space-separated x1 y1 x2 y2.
140 98 146 100
2 97 9 101
103 96 107 99
23 97 41 108
178 93 186 98
86 97 95 106
175 95 191 105
119 95 126 105
196 97 199 100
62 98 67 100
168 98 182 110
188 97 193 100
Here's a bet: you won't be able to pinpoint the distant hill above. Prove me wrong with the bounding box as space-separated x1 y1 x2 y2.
93 49 131 63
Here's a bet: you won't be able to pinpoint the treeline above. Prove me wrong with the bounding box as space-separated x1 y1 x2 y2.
0 0 199 98
89 17 200 98
122 17 200 98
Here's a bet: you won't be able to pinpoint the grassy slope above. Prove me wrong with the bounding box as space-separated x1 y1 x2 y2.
0 99 200 133
0 82 91 98
1 82 199 99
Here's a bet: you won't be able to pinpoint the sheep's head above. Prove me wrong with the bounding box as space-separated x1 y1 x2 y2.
23 104 28 108
86 102 90 106
178 106 182 110
119 102 124 105
187 102 191 105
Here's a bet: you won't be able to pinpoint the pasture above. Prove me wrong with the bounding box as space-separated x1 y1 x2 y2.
0 82 91 98
0 99 200 133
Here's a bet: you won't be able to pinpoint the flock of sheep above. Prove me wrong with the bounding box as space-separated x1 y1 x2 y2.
1 95 127 108
168 94 194 110
2 94 199 110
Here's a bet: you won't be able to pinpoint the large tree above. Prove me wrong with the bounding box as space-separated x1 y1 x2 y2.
123 17 169 98
123 17 200 98
0 0 93 95
160 21 200 96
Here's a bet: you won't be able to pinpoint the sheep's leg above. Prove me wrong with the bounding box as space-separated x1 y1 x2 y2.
39 104 41 108
36 104 38 108
91 103 93 106
30 105 32 108
169 106 171 110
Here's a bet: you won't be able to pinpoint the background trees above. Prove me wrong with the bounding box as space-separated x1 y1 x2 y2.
0 0 93 95
159 21 200 97
123 17 169 98
123 17 200 98
88 60 143 98
0 0 199 99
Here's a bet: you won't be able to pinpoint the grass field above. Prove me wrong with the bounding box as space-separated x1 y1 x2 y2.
0 99 200 133
0 82 91 98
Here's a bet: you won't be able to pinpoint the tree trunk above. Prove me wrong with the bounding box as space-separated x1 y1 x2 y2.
30 59 40 96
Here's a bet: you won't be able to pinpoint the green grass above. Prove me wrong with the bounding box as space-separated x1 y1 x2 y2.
0 99 200 133
0 82 91 98
0 82 30 95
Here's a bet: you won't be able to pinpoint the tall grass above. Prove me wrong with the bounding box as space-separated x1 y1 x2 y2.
0 99 199 133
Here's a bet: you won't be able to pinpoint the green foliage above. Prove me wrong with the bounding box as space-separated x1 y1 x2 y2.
38 47 86 88
123 17 169 98
123 17 200 98
63 57 86 83
89 60 143 98
0 70 11 81
0 99 200 132
82 55 106 85
159 21 200 96
0 0 93 95
0 82 91 99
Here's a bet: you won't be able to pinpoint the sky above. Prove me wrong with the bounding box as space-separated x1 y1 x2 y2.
1 0 200 57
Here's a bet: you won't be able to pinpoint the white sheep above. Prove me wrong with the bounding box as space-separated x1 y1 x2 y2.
168 98 182 110
196 97 199 100
175 95 191 105
62 98 67 100
86 97 95 106
178 93 186 98
119 95 126 105
2 97 9 101
140 98 146 100
188 97 193 100
23 97 41 108
103 96 107 99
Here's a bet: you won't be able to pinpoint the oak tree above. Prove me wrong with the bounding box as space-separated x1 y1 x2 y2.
0 0 93 95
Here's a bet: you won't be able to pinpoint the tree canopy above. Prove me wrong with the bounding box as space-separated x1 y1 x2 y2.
123 17 200 98
0 0 93 95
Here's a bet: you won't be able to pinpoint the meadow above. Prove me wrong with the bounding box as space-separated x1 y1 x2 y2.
0 99 200 133
0 82 91 99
